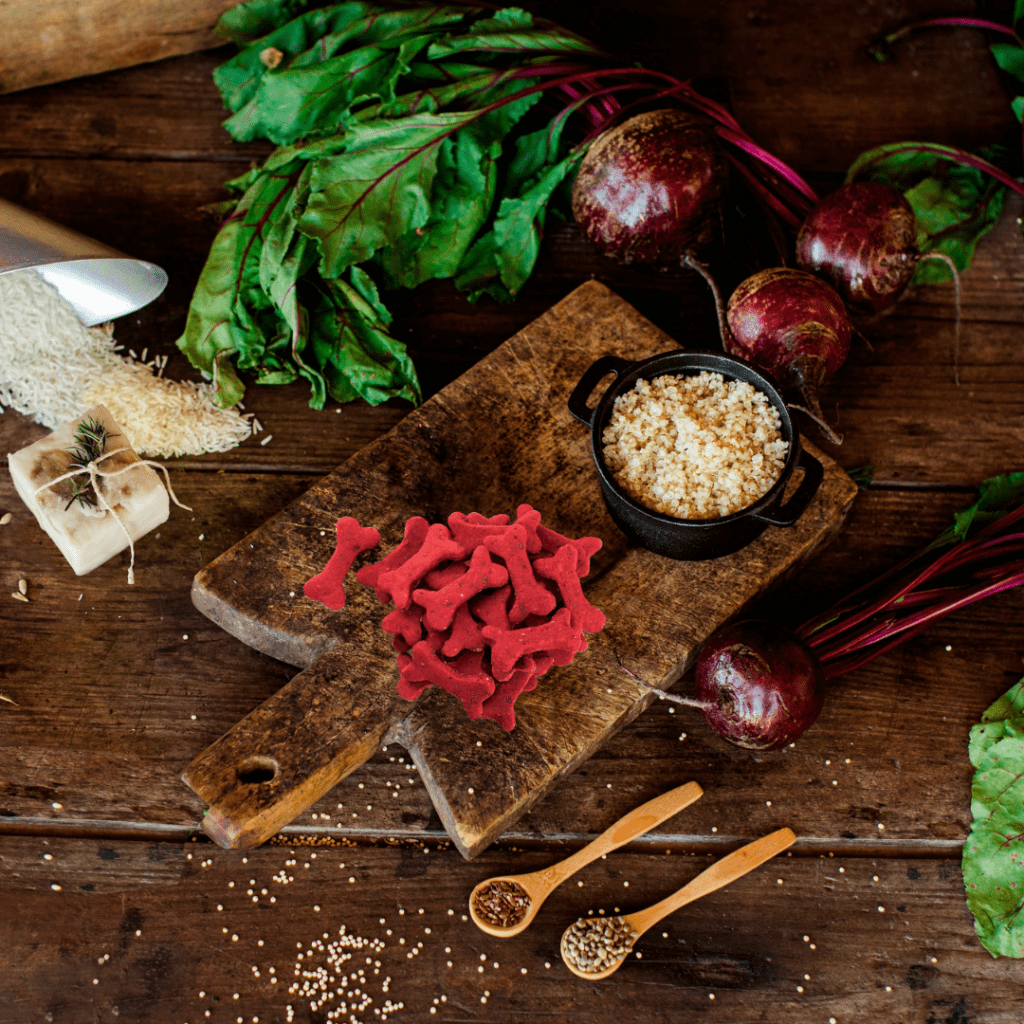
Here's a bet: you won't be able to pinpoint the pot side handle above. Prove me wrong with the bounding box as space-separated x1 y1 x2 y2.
567 355 635 428
752 448 824 528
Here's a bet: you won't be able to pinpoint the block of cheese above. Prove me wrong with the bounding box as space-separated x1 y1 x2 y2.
8 405 169 576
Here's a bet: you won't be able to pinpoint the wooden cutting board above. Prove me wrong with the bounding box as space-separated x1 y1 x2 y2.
183 280 858 859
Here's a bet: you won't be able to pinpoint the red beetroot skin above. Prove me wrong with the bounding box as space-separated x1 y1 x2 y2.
695 619 826 751
796 181 918 313
726 267 851 381
572 109 727 265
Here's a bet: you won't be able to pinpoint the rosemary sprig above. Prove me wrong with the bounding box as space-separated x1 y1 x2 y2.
64 416 119 512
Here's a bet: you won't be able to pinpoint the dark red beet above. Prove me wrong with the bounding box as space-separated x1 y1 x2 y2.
725 267 851 444
695 619 826 751
796 181 918 313
572 109 727 265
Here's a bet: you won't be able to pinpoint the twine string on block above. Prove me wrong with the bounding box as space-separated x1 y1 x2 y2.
33 447 191 584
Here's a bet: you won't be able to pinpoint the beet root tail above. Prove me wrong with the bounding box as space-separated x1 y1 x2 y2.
784 351 844 445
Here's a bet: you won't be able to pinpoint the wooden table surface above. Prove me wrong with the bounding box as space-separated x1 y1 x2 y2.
3 2 1024 1021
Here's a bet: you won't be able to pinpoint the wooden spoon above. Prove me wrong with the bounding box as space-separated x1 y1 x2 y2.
560 826 797 980
468 780 704 938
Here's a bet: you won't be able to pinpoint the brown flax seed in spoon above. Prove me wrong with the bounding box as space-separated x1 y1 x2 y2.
468 780 703 938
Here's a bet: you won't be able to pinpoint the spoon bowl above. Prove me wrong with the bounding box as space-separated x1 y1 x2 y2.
561 826 797 980
469 780 704 938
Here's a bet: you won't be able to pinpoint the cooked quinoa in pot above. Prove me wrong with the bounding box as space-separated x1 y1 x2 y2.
601 371 789 520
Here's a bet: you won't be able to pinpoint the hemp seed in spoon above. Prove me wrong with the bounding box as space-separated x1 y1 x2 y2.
562 915 638 974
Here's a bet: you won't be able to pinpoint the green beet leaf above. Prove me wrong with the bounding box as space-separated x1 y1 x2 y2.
300 110 485 275
215 3 376 114
453 229 512 303
221 7 470 144
992 42 1024 86
216 0 329 46
176 163 305 406
469 7 534 33
373 78 541 288
926 472 1024 551
316 272 420 406
374 132 498 288
963 679 1024 957
492 149 583 296
847 142 1006 284
427 18 604 61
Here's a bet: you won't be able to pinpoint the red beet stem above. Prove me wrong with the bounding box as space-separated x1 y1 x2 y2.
874 16 1022 53
851 142 1024 200
815 569 1024 669
817 622 932 680
799 501 1024 679
797 502 1024 642
724 152 804 228
715 126 818 208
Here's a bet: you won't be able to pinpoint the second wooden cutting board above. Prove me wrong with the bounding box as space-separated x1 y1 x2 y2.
183 280 858 858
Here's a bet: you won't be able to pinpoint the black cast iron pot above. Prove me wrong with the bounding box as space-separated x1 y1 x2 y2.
568 350 823 560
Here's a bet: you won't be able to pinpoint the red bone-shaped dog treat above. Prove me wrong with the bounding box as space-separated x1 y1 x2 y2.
382 604 425 649
357 516 430 601
442 602 486 658
377 523 463 610
400 643 494 717
424 560 469 590
480 669 537 731
470 584 513 631
304 516 381 610
483 607 582 680
536 522 603 577
482 523 555 624
414 546 510 632
449 507 542 554
509 652 554 679
534 544 607 634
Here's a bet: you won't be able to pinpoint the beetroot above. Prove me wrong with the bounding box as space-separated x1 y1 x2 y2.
694 620 826 751
725 267 851 444
796 181 918 313
571 109 727 265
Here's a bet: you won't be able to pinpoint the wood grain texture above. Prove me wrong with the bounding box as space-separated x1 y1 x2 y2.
1 2 1023 1017
0 0 237 95
183 282 857 857
5 477 1017 854
1 835 1016 1023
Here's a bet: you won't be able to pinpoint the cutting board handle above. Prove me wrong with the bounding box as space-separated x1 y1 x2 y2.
182 644 404 849
567 355 635 427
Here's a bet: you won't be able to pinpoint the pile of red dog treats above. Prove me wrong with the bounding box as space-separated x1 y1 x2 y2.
304 505 606 730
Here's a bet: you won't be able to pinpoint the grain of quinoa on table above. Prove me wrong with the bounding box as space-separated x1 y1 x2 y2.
601 372 788 519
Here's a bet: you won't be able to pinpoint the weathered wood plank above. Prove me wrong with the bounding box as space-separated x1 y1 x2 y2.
0 1 237 95
0 835 1015 1023
1 2 1015 171
1 462 1018 851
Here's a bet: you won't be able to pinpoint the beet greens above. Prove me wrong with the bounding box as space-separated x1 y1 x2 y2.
178 0 817 409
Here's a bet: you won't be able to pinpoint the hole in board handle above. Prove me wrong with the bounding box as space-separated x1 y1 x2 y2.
237 756 280 785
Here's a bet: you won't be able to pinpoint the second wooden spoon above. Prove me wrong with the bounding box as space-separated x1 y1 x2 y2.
560 826 797 980
468 780 703 938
